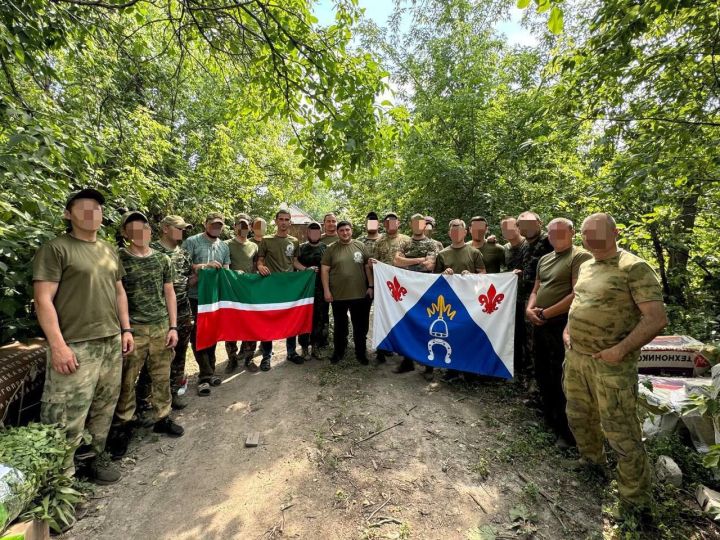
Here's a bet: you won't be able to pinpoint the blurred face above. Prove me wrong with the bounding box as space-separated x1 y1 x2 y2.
470 220 487 242
276 213 291 233
205 220 224 239
338 224 352 242
518 212 542 239
125 219 151 248
65 199 103 233
547 221 573 252
253 220 267 238
163 224 185 242
582 218 618 252
234 221 249 238
449 222 466 244
411 217 426 235
501 218 520 241
425 223 434 238
385 217 399 234
307 228 321 243
324 215 337 235
366 219 378 234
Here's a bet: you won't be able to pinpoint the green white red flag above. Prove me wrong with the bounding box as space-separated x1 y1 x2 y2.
195 269 315 350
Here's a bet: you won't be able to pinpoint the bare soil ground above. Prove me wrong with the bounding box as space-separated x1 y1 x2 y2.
60 342 716 540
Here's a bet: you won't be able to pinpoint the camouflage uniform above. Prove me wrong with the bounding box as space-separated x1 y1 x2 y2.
115 249 172 425
400 237 439 272
373 233 410 265
505 239 529 379
520 234 552 384
142 241 193 394
41 335 122 471
358 235 380 259
564 250 663 504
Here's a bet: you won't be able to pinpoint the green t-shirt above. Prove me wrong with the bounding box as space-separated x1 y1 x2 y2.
150 240 193 319
535 246 592 309
32 234 125 343
119 248 173 325
468 241 507 273
321 240 369 301
569 250 664 356
434 244 485 274
226 237 258 274
401 237 440 272
320 234 339 247
258 235 298 273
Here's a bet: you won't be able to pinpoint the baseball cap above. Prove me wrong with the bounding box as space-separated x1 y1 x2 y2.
160 215 192 229
424 216 436 226
366 211 379 220
120 210 149 229
65 188 105 210
307 222 321 230
383 211 399 220
205 212 225 225
410 213 425 221
234 213 251 226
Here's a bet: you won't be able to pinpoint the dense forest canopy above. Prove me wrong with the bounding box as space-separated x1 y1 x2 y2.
1 0 718 345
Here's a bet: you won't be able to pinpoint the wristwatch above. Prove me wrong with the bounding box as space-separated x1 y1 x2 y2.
538 309 547 321
169 326 178 331
121 328 134 335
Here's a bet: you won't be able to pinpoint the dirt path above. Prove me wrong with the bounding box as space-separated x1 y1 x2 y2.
59 341 619 540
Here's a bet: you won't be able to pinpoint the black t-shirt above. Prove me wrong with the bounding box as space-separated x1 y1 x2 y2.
298 242 326 291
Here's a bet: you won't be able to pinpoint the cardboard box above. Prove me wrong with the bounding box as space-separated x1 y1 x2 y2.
639 335 710 377
1 519 49 540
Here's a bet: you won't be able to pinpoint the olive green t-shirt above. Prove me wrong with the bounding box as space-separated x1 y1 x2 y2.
468 241 507 273
119 249 173 325
434 245 485 274
258 235 298 273
535 246 592 308
321 240 369 301
226 237 258 273
320 234 339 247
32 234 125 343
569 250 664 356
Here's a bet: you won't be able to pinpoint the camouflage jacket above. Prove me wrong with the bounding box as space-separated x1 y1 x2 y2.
519 233 553 300
150 241 193 319
400 237 440 272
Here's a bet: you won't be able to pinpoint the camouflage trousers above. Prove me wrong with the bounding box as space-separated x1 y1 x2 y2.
224 340 257 361
114 321 172 425
563 348 651 504
40 334 122 473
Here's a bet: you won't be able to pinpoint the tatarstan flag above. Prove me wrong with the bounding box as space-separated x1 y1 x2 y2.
195 268 315 350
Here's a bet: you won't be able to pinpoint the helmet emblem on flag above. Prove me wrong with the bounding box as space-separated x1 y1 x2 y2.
426 295 454 363
478 284 505 314
386 276 407 301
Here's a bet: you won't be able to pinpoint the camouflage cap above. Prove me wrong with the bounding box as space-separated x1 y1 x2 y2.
234 213 251 226
410 213 425 221
160 215 192 229
120 210 149 229
424 216 436 226
205 212 225 224
383 211 399 220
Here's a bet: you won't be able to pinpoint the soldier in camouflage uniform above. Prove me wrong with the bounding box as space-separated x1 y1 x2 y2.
369 211 410 363
358 211 381 258
564 213 667 512
295 222 327 359
393 213 440 377
517 211 553 397
109 211 184 459
424 216 445 251
33 189 133 483
136 215 195 414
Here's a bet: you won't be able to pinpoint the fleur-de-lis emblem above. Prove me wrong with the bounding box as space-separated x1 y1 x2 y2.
478 284 504 314
386 276 407 302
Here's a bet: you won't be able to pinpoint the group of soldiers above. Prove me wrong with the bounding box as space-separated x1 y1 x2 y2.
32 187 667 518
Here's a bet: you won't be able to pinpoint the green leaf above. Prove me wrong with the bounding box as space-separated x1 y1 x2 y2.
516 0 531 8
548 6 564 34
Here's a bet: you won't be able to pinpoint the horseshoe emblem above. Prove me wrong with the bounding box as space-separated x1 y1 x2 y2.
427 338 452 364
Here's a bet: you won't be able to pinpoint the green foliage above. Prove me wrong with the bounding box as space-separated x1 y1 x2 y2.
0 423 87 533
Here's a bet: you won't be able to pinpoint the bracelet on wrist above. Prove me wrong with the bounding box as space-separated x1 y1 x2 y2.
169 326 178 331
121 328 134 335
